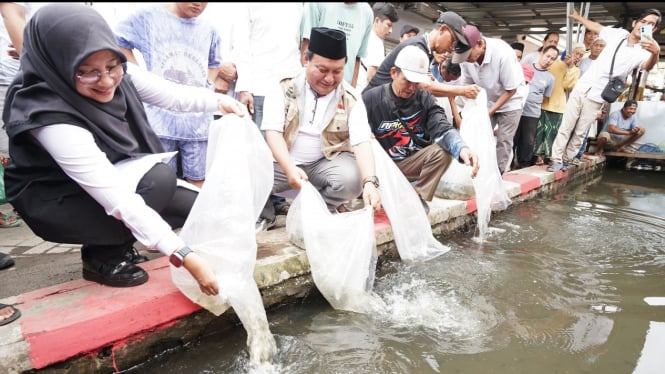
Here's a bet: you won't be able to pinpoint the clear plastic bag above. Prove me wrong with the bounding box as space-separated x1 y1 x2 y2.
372 139 450 261
458 90 512 240
286 139 452 314
170 114 276 364
286 181 384 314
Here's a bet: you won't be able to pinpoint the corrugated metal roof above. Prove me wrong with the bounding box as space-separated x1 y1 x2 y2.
386 2 664 57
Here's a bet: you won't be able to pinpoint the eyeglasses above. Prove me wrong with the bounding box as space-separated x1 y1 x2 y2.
76 63 125 85
448 28 457 44
446 28 457 52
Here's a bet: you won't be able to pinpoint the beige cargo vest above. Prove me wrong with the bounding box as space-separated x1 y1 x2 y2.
279 76 357 160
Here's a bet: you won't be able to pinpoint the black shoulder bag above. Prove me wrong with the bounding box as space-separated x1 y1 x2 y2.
601 38 628 103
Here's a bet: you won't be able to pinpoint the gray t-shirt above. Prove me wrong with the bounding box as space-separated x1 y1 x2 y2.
522 64 555 118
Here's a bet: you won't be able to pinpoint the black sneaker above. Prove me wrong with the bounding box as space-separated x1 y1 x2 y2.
82 258 149 287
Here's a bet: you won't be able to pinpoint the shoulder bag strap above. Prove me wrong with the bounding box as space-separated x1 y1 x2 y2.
608 38 627 78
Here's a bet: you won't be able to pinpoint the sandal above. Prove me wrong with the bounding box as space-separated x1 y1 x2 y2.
0 212 21 228
535 156 544 166
0 303 21 326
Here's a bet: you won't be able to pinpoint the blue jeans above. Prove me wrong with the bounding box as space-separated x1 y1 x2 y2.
252 95 265 128
576 128 590 159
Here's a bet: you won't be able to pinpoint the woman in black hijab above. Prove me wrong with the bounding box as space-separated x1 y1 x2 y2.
2 4 246 291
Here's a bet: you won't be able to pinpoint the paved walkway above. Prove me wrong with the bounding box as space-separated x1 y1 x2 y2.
0 157 606 373
0 207 84 298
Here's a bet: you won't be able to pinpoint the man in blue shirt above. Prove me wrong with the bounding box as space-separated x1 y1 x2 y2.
595 100 645 156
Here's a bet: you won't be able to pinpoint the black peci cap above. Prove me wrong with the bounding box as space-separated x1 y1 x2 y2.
309 27 347 60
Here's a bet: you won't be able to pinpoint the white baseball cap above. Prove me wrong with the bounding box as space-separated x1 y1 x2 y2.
394 45 430 83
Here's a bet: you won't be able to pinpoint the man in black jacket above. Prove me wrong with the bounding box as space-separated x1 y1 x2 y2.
362 45 479 211
364 11 481 102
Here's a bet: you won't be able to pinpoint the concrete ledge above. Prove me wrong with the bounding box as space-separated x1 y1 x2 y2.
0 156 606 373
604 151 665 160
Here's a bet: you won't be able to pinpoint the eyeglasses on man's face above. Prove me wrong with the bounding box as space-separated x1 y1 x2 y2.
448 27 457 44
76 63 125 85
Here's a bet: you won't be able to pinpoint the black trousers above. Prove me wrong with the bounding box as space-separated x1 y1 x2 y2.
513 115 540 167
13 163 196 261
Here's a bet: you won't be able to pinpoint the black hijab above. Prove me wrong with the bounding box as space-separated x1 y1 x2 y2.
3 4 164 160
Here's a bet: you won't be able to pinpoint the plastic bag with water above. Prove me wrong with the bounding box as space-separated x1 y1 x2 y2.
171 114 276 364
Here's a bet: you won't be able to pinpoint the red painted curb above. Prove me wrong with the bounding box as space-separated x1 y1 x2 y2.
17 258 200 369
502 173 542 195
465 198 477 214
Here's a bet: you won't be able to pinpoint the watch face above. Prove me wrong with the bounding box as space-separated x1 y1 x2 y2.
170 253 183 267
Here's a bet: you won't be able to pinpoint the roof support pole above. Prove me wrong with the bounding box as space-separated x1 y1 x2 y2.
566 2 591 55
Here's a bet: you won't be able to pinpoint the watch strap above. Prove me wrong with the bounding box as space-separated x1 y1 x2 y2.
362 175 379 188
169 246 193 268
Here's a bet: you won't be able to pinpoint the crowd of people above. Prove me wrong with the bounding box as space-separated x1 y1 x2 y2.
0 3 661 330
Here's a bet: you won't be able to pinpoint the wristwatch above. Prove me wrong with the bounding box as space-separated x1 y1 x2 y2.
362 175 379 188
169 246 194 268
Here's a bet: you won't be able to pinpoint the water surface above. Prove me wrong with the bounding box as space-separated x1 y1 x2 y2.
130 168 665 374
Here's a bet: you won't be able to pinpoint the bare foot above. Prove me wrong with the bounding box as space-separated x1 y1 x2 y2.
617 147 635 154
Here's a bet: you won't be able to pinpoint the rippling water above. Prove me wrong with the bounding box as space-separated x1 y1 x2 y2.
132 169 665 374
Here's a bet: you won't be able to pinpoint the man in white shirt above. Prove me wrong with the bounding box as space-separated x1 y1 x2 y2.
213 3 304 126
258 27 381 227
358 2 398 92
208 4 305 229
578 38 606 76
453 24 526 174
548 8 661 172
